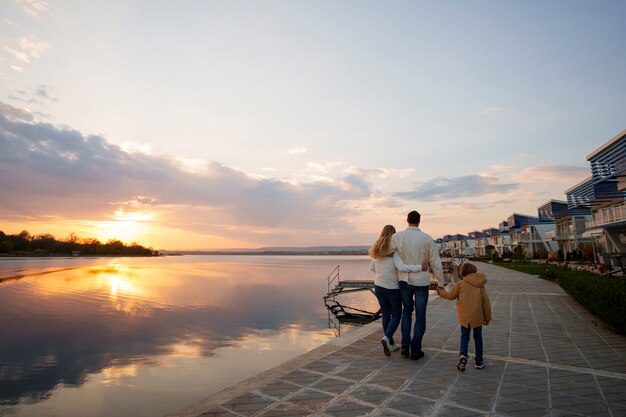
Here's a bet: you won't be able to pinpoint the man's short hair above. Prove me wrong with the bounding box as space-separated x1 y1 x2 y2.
407 210 420 224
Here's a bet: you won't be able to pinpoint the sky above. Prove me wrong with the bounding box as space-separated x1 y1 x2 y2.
0 0 625 250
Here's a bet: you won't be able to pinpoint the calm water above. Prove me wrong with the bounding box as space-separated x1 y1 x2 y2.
0 255 376 417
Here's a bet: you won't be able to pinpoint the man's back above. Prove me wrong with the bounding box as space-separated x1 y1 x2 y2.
393 227 443 286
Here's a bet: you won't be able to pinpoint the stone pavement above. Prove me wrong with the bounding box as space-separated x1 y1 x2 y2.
168 263 626 417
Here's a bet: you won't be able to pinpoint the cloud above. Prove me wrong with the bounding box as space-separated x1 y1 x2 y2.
393 175 520 201
286 146 307 155
0 103 373 237
2 36 51 69
513 165 589 184
4 18 19 28
481 106 502 117
8 85 58 106
13 0 53 18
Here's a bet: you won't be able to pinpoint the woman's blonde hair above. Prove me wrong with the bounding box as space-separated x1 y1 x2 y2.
369 225 396 259
459 262 477 277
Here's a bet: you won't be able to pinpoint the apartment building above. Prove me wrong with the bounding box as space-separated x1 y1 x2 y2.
583 128 626 266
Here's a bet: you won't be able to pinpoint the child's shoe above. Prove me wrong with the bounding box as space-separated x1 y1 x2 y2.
475 361 484 369
389 343 400 352
457 354 468 372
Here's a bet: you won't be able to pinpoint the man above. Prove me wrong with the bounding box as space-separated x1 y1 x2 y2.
392 210 444 360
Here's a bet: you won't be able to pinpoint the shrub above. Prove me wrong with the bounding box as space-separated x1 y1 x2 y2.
0 240 13 253
558 270 626 334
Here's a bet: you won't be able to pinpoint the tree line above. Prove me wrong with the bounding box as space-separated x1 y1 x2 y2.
0 230 158 256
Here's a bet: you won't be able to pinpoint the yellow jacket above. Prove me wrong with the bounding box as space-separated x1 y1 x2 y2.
439 272 492 328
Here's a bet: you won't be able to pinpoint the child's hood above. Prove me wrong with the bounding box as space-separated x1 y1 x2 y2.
463 272 487 288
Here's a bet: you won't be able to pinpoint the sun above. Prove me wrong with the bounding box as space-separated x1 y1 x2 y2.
94 210 152 244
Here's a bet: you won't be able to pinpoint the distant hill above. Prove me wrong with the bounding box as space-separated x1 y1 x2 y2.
163 245 370 255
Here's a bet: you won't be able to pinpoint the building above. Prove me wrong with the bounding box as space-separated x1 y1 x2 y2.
507 213 541 249
583 128 626 267
545 178 594 261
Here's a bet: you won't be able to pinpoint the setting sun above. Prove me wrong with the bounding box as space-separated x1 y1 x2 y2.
94 211 153 244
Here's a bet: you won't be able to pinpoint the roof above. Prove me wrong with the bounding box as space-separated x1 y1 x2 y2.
565 176 593 194
586 127 626 161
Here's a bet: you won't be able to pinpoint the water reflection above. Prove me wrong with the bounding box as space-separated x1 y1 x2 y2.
0 256 374 417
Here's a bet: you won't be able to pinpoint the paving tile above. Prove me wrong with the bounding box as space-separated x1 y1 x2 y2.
548 409 586 417
501 364 548 389
402 379 448 401
412 368 459 387
256 403 314 417
333 365 375 382
198 406 242 417
285 388 335 411
322 399 376 416
280 369 325 386
380 363 420 379
256 380 303 400
346 384 394 407
362 371 408 391
303 359 342 375
311 377 355 395
385 392 437 415
435 404 489 417
446 387 496 411
219 393 277 416
550 392 610 415
493 397 549 417
497 382 549 407
607 403 626 417
371 410 403 417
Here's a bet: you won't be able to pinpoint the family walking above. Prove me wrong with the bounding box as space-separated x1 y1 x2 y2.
369 210 492 371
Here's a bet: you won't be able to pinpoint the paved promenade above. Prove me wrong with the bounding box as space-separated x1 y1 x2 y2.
169 263 626 417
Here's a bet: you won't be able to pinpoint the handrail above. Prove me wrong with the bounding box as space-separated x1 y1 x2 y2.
327 265 340 293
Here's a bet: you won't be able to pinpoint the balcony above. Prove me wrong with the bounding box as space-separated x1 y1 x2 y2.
519 232 542 242
587 201 626 229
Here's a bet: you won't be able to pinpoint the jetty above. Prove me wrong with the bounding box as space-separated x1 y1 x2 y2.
168 262 626 417
323 261 457 323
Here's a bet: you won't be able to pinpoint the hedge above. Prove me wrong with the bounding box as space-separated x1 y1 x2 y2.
496 263 626 334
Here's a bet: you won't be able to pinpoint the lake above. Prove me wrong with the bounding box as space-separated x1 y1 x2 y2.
0 255 377 417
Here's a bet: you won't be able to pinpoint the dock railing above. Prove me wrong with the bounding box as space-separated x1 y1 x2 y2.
326 265 340 294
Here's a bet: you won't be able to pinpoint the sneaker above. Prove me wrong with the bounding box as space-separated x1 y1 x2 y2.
475 362 484 369
401 345 410 356
381 336 391 357
390 343 401 352
457 354 468 372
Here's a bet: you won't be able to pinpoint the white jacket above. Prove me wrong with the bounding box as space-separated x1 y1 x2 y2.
392 226 444 287
369 251 423 289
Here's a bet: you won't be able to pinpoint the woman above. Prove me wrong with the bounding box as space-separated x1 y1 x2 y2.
369 225 428 356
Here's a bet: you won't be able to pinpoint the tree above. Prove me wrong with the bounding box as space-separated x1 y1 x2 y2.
13 230 32 251
33 233 59 253
514 245 525 261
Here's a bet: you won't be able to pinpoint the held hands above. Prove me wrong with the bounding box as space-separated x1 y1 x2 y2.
484 320 490 326
421 261 429 271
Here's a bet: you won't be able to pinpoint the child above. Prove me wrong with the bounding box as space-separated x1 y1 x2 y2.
437 263 492 371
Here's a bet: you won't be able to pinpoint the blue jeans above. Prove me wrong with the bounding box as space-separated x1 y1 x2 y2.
374 285 402 344
460 325 483 364
399 281 429 355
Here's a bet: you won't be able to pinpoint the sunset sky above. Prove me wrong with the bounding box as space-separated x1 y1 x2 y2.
1 1 625 250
